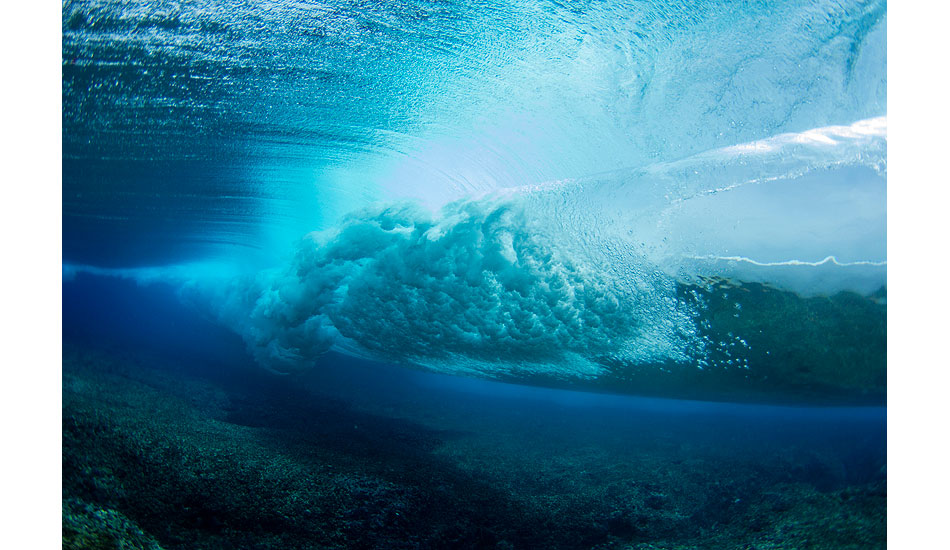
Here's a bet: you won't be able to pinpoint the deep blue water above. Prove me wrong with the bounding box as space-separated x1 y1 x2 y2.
62 1 886 547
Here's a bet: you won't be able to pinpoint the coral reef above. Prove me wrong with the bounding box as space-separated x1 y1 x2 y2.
63 498 165 550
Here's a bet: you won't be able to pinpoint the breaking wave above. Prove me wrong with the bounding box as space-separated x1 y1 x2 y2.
186 118 885 379
202 197 698 377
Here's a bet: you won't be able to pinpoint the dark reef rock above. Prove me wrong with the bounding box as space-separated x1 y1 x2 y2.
62 344 885 549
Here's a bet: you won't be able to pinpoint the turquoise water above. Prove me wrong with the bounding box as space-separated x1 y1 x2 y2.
63 0 886 403
62 1 886 547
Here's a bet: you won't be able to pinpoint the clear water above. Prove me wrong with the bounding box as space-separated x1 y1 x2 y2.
62 1 886 548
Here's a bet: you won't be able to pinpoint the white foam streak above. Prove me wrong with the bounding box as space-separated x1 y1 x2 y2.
62 262 242 285
722 117 887 155
688 255 888 268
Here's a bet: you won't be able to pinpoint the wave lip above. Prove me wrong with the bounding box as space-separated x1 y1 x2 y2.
517 117 887 297
720 117 887 156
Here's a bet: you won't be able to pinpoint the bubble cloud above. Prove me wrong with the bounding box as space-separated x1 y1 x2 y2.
213 197 700 377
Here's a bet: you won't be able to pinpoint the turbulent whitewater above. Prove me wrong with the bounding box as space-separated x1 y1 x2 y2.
62 0 886 404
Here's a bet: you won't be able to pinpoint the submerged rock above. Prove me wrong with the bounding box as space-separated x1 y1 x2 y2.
63 498 165 550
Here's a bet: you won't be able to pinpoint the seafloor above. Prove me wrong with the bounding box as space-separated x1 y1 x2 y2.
62 342 885 550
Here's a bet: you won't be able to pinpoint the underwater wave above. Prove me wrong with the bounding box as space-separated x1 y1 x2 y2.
138 118 884 404
64 118 886 403
62 0 886 404
200 196 699 378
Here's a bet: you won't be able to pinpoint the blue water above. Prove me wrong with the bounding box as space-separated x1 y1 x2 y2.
62 1 886 547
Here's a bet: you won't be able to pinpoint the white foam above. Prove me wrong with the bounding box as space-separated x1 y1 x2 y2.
206 198 701 376
722 117 887 155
